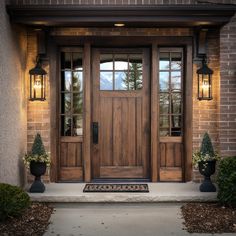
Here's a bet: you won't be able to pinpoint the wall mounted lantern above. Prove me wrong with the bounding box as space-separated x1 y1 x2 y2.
195 28 214 101
29 57 47 101
29 29 47 101
197 57 213 100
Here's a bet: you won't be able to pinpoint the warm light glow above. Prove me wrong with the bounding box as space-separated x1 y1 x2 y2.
114 23 125 27
33 79 41 89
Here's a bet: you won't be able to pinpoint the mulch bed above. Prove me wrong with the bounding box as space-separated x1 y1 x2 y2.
0 203 53 236
181 203 236 233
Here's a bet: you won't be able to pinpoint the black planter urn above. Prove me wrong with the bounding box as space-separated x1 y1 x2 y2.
29 161 47 193
198 160 216 192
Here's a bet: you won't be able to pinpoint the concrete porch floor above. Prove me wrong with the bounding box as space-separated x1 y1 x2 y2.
28 182 217 203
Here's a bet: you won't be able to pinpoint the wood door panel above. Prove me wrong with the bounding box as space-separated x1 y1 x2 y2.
159 141 183 182
92 48 150 179
59 139 83 181
100 166 143 178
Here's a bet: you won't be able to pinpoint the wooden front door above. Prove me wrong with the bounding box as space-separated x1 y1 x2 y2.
92 48 150 179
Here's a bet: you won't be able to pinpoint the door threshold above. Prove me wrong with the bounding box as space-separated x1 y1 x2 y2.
92 178 150 183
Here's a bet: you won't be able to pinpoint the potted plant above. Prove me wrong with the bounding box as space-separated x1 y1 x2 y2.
193 132 220 192
23 133 50 193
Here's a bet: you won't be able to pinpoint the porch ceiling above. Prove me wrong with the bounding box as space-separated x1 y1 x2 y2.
6 4 236 28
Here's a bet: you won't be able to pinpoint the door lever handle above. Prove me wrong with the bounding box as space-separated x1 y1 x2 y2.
92 122 99 144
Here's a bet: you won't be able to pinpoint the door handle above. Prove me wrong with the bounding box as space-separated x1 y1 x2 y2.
92 122 99 144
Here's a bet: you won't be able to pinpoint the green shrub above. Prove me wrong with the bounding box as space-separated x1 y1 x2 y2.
0 183 30 221
217 156 236 207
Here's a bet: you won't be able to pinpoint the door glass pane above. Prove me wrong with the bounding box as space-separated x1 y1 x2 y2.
115 72 128 90
159 48 183 137
72 115 83 136
61 71 72 92
171 71 181 91
171 52 182 70
61 93 71 114
100 72 113 90
159 72 169 92
129 54 142 70
73 53 83 70
159 52 170 70
160 93 169 114
100 54 113 70
61 116 71 136
61 52 71 69
73 93 83 114
171 115 182 136
129 70 143 90
115 54 128 70
72 72 83 92
171 93 182 114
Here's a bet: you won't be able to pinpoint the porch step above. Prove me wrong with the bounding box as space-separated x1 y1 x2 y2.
27 182 217 203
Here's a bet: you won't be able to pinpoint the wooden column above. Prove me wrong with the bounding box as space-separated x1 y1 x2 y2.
49 38 58 182
151 43 158 182
83 42 92 182
184 43 193 181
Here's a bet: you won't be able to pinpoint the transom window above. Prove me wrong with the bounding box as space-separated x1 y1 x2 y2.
100 53 143 90
60 50 83 136
158 49 183 137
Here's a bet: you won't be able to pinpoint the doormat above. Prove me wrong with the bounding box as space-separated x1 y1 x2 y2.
83 184 149 193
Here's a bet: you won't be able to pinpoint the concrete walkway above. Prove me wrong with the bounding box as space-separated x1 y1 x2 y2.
44 203 234 236
29 182 217 203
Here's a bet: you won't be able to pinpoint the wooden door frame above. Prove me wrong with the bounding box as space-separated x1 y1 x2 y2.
49 36 192 182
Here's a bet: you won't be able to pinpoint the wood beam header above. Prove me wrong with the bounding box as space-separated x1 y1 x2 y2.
6 4 236 27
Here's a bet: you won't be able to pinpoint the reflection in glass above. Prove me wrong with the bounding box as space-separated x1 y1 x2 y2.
61 52 71 69
61 71 72 91
160 129 169 136
171 71 181 91
73 115 83 136
159 72 169 92
171 93 181 114
100 72 113 90
100 54 113 70
115 72 127 90
61 93 71 114
129 72 143 90
61 116 71 136
129 54 142 70
172 115 181 128
115 54 128 70
73 93 83 114
73 53 83 70
171 52 182 70
159 52 170 70
160 115 169 128
159 93 169 114
72 72 83 92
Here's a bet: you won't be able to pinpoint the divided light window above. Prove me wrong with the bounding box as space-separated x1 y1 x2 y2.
100 53 143 90
60 49 83 136
158 48 183 137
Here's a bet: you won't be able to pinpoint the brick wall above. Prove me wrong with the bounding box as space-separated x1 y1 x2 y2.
9 0 236 5
26 31 50 183
219 14 236 157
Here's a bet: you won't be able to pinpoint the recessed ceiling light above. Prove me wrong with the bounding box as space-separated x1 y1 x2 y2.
114 23 125 27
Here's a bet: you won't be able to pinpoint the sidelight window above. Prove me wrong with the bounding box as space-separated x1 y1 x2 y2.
100 53 143 90
158 49 183 137
60 50 83 136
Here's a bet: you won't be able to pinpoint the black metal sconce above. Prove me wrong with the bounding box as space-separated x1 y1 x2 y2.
195 28 214 101
29 56 47 101
29 29 47 101
197 57 213 100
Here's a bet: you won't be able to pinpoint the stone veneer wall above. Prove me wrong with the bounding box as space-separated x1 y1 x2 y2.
10 0 235 183
0 0 27 186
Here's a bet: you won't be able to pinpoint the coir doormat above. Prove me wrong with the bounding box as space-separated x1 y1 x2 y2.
83 184 149 193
